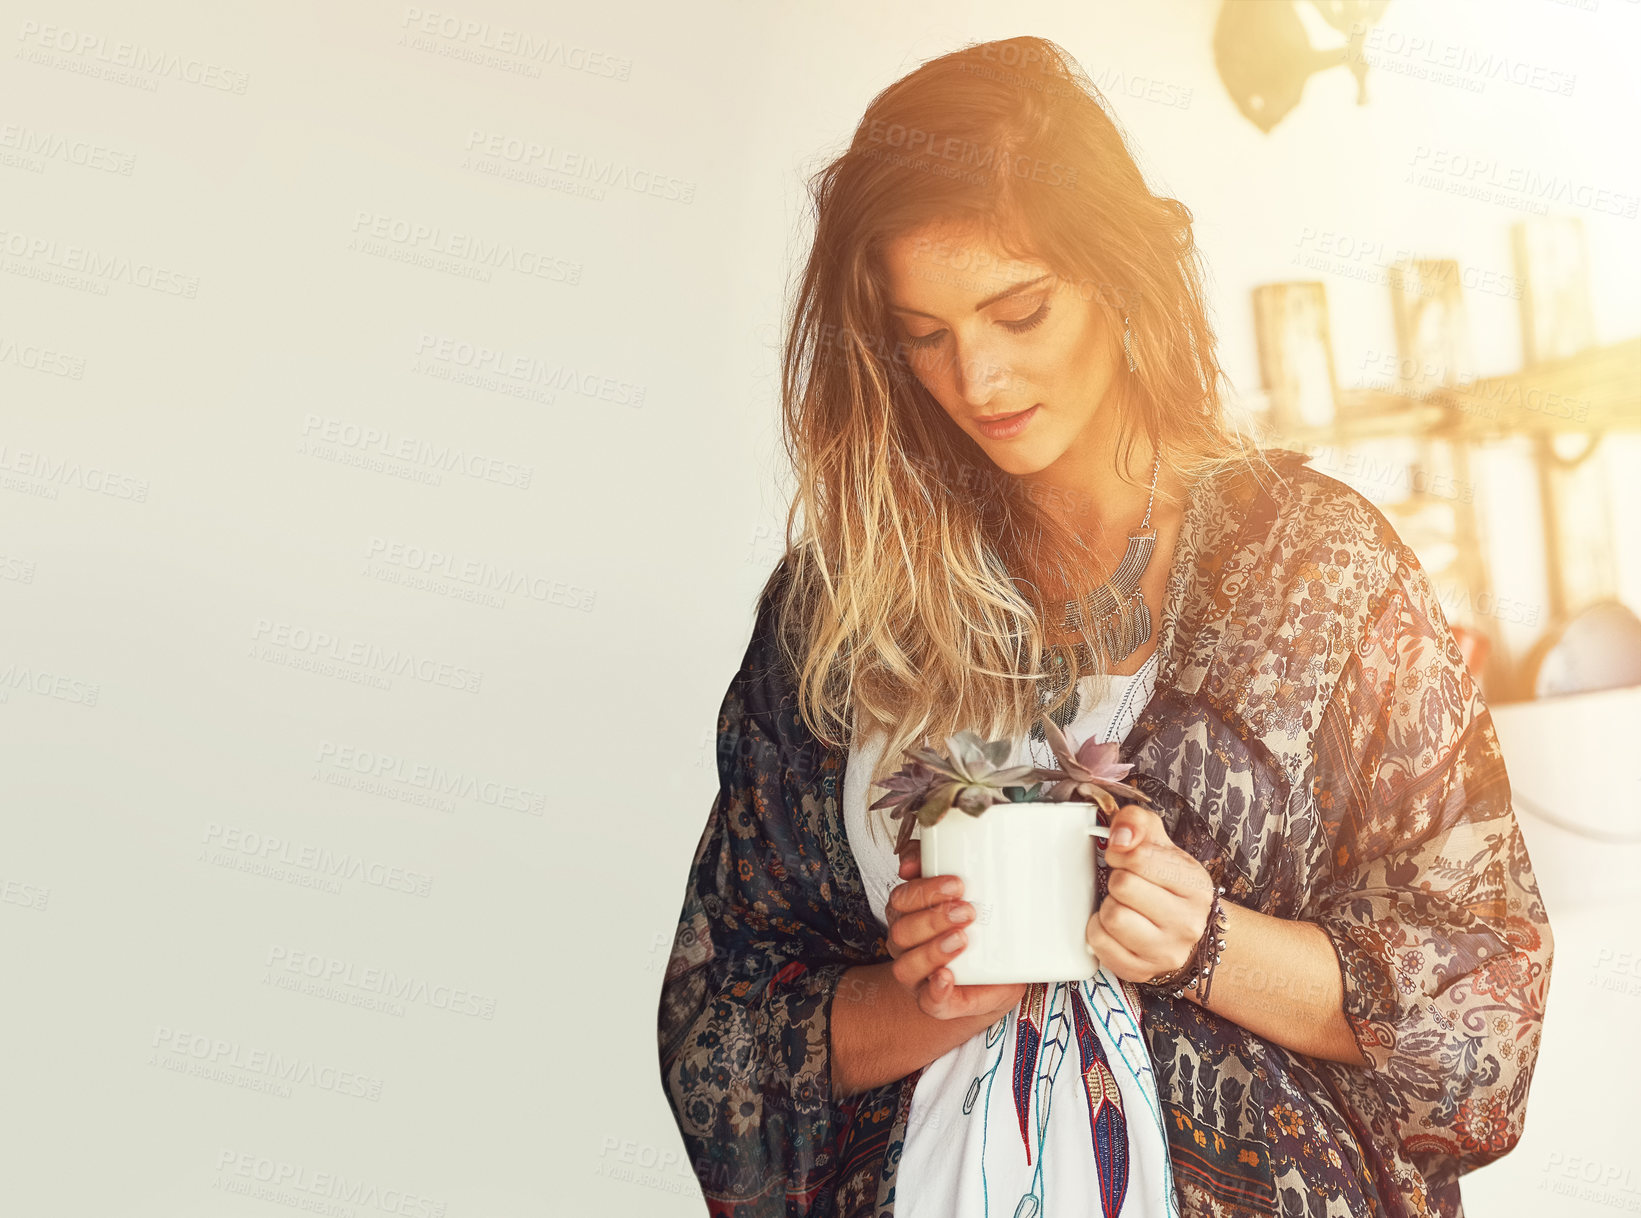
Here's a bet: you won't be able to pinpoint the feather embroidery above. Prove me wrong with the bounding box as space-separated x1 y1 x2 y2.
1011 982 1047 1165
1069 984 1129 1215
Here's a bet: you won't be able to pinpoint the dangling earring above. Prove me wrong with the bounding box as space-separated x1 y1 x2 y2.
1123 313 1137 372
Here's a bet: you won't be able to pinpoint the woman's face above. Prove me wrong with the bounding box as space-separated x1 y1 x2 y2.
880 220 1124 477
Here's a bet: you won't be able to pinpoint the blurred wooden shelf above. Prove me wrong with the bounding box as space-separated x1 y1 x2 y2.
1261 390 1438 447
1254 338 1641 449
1429 336 1641 441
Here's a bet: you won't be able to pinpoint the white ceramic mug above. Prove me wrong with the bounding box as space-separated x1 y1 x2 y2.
918 801 1111 986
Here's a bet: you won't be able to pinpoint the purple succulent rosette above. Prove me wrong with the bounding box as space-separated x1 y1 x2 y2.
869 730 1040 856
1031 715 1153 819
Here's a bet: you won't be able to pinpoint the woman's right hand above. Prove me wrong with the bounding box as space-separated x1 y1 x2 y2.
886 848 1027 1021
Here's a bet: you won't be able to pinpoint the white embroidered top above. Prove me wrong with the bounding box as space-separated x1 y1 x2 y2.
842 648 1180 1218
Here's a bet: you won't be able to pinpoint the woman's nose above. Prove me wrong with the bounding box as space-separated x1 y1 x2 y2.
951 340 1014 407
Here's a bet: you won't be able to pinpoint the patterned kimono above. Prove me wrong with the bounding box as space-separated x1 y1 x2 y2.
657 448 1554 1218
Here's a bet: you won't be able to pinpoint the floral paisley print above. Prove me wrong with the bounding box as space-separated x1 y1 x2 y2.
656 448 1553 1217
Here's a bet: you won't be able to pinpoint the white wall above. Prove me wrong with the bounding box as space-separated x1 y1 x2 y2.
2 1 1635 1213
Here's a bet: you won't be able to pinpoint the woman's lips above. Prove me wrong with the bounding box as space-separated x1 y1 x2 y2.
975 404 1039 440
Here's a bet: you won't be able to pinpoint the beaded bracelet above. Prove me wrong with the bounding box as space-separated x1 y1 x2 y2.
1138 884 1229 1002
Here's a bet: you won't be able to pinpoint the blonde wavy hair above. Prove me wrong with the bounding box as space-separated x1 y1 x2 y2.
764 36 1273 845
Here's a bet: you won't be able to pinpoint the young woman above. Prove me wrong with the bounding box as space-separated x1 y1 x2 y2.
658 36 1552 1218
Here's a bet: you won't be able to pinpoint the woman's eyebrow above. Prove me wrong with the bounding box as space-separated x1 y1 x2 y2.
888 273 1052 318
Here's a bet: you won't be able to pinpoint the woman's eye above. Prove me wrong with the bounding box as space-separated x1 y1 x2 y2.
999 300 1051 333
901 299 1049 350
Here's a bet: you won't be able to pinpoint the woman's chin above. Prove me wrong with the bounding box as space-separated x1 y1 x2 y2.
979 436 1059 477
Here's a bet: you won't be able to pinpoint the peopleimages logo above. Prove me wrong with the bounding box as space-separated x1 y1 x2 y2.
263 946 498 1019
398 6 631 80
461 129 695 203
0 227 199 296
859 118 1078 187
0 336 87 377
315 738 547 815
15 20 252 93
214 1148 447 1217
349 211 582 284
298 414 535 488
202 823 435 896
1406 147 1639 218
151 1026 385 1101
365 535 597 611
0 443 148 500
413 333 643 408
0 661 100 706
249 618 484 694
0 123 136 174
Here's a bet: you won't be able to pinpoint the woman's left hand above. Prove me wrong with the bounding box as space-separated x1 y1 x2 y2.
1084 803 1215 986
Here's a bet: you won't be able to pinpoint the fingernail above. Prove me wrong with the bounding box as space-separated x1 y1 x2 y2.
940 930 965 951
940 879 961 896
949 903 973 923
1112 827 1133 849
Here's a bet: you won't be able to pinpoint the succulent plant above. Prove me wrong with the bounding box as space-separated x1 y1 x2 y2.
867 757 942 854
1033 713 1151 816
870 730 1042 854
869 719 1153 855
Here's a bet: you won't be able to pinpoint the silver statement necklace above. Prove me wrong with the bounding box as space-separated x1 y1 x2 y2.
1028 450 1162 751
